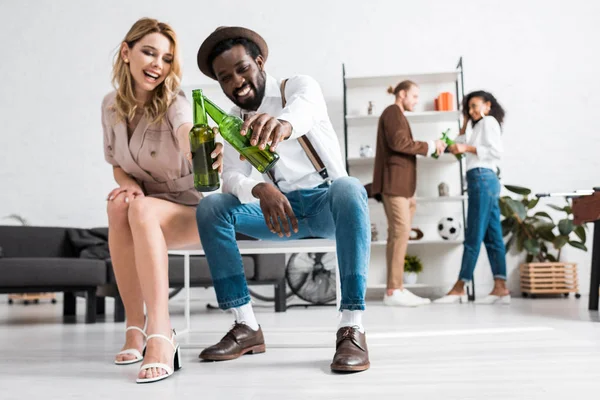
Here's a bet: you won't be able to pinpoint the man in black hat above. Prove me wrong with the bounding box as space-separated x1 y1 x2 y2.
195 27 370 372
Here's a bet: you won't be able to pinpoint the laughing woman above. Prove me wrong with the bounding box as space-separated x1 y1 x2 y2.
433 90 509 305
101 18 223 383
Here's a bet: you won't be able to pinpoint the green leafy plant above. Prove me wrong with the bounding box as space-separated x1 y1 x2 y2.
500 185 587 263
404 254 423 274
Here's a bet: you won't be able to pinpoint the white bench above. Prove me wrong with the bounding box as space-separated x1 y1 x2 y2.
168 239 338 335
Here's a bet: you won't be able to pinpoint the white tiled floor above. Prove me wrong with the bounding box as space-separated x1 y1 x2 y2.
2 295 600 399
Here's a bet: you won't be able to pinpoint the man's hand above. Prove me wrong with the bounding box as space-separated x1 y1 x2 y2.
240 113 292 152
434 139 447 156
251 183 299 237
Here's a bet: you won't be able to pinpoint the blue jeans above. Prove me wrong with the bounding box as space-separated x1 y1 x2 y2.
195 177 370 311
458 168 507 282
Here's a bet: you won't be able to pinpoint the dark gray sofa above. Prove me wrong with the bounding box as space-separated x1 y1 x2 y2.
0 226 287 324
0 225 106 323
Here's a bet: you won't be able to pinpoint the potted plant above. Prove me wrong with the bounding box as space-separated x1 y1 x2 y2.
500 185 587 297
404 254 423 285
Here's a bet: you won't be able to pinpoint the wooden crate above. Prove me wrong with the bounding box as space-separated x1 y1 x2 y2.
520 262 579 296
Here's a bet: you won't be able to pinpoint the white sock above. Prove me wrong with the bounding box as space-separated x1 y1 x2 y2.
338 310 364 333
231 303 259 331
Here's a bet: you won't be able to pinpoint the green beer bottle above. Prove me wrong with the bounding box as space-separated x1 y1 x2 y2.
202 95 280 174
189 89 220 192
432 129 465 161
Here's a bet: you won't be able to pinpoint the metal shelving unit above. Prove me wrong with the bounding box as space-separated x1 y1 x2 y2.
342 58 472 295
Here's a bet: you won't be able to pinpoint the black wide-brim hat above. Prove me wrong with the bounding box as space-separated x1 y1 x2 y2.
197 26 268 80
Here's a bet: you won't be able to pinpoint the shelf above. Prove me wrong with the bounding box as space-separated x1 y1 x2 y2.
346 111 460 124
345 70 460 89
348 154 460 166
371 240 463 246
347 157 375 166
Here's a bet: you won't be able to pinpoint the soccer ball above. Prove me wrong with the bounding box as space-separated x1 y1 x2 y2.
437 217 462 241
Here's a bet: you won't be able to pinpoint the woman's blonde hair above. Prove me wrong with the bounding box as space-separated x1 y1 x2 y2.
111 18 181 124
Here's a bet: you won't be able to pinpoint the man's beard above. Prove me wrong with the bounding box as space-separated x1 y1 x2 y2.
229 71 267 111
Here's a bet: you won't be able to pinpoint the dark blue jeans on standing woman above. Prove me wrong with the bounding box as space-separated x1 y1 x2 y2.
458 168 507 282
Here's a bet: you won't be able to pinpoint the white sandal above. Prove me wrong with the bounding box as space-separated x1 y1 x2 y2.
136 331 181 384
475 294 511 305
433 294 469 304
115 325 147 365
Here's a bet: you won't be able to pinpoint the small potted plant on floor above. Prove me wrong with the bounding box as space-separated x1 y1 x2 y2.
404 254 423 285
500 185 587 298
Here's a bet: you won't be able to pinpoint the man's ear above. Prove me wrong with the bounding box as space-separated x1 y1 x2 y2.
255 55 265 71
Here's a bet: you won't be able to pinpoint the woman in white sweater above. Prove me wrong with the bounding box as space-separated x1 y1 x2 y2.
434 91 509 305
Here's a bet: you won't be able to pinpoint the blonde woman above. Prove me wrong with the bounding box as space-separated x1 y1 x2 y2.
102 18 223 383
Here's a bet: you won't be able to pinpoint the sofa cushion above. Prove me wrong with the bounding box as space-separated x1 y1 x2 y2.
0 226 74 258
0 258 106 287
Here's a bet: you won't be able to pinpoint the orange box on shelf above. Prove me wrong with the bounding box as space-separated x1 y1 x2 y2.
435 92 454 111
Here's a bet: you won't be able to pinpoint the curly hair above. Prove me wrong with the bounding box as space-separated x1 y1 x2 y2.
462 90 505 125
111 18 181 124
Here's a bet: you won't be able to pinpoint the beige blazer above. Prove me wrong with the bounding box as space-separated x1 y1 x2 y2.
101 91 201 206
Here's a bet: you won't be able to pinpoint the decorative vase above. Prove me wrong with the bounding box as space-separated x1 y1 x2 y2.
371 223 379 242
404 272 418 285
367 101 375 115
438 182 450 197
360 145 374 158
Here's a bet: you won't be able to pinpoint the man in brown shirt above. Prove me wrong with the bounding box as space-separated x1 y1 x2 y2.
372 80 445 307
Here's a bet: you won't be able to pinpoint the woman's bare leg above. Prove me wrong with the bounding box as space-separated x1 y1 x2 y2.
490 278 509 296
447 280 466 295
107 192 146 362
127 196 200 380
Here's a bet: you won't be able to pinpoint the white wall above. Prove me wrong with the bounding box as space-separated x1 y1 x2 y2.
1 0 598 294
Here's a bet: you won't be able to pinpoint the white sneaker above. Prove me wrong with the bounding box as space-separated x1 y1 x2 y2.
383 289 431 307
433 294 469 304
475 294 511 305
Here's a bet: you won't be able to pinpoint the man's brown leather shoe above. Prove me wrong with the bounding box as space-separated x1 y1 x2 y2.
330 326 370 372
199 323 266 361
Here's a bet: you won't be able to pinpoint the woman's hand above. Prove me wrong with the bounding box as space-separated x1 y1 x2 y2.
210 128 224 173
107 184 144 203
448 143 468 155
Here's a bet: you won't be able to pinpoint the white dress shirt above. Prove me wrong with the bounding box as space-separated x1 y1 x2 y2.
455 116 503 172
222 74 348 203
